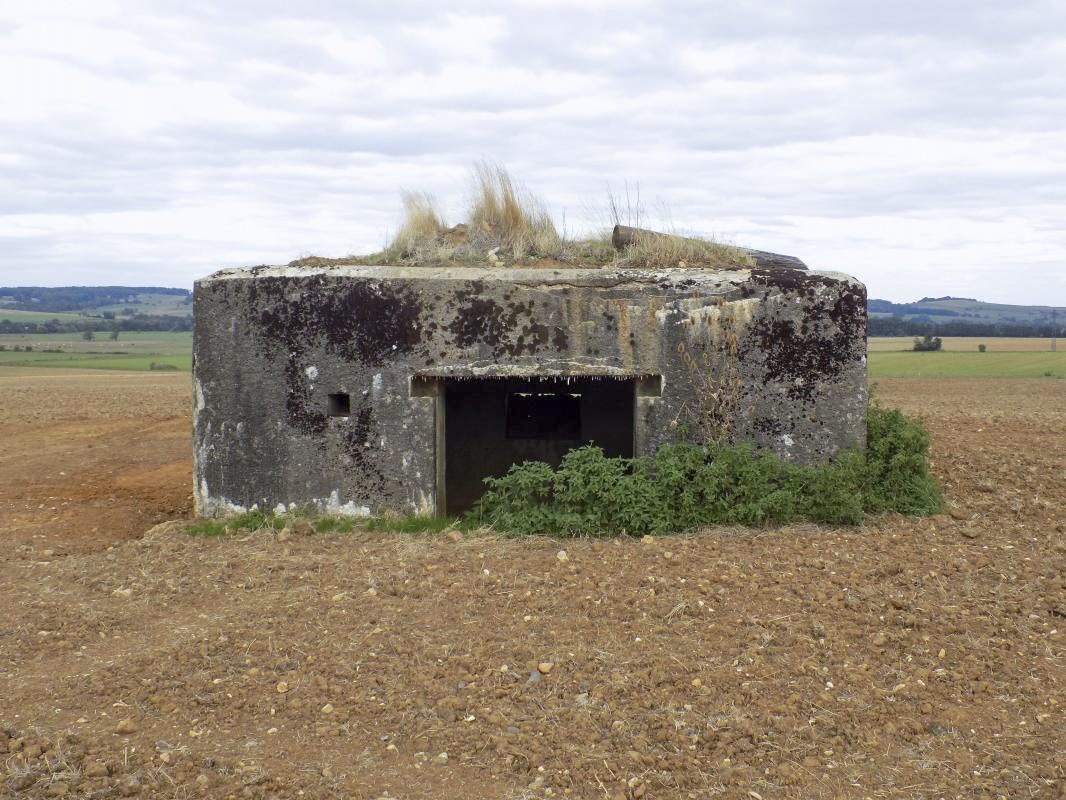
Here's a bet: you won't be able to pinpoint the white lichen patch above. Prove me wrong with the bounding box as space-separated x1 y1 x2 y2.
677 296 760 349
415 490 435 516
324 490 371 517
197 493 250 517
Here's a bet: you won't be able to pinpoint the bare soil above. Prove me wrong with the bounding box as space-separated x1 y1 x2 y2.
1 369 1064 800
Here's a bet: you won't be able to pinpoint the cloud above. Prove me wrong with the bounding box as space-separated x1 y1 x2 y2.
0 0 1063 306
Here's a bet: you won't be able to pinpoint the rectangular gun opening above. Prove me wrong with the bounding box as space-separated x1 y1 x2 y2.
441 376 638 515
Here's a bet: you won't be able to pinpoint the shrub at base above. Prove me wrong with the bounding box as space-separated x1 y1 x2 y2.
861 405 942 515
466 403 942 535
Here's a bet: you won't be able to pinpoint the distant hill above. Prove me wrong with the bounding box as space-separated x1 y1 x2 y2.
0 286 192 334
868 296 1065 337
0 286 191 314
1 286 1062 337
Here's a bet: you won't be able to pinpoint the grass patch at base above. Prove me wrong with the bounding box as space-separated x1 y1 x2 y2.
186 510 466 537
187 510 291 536
362 515 466 534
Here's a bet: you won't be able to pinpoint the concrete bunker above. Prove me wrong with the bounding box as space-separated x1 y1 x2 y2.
193 256 868 519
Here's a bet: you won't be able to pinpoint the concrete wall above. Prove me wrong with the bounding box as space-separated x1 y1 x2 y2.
193 264 867 517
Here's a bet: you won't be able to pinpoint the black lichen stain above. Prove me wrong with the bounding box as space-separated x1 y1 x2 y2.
742 270 866 401
252 275 422 366
447 295 510 348
446 282 558 358
752 415 790 436
341 405 388 496
284 352 327 435
750 268 843 300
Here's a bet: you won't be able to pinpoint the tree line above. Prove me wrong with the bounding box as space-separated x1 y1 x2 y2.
0 314 192 334
869 316 1064 338
0 286 190 312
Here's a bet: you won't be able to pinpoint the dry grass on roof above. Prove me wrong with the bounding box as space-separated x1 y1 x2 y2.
289 164 753 270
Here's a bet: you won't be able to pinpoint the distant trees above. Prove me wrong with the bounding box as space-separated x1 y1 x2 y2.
0 286 189 312
913 335 943 352
869 316 1065 337
0 315 192 335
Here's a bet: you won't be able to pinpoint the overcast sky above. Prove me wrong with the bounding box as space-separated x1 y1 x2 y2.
2 0 1064 304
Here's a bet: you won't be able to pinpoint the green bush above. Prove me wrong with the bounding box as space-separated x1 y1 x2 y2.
913 334 943 351
861 404 942 515
465 403 942 535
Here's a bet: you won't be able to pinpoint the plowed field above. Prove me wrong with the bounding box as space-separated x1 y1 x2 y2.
1 369 1064 799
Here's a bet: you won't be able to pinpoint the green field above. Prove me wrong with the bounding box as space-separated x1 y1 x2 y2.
2 330 1063 378
0 308 95 324
1 330 190 352
868 350 1066 378
89 294 192 316
868 336 1056 352
0 331 192 371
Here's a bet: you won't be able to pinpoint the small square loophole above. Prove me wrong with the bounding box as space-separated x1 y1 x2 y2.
327 393 351 417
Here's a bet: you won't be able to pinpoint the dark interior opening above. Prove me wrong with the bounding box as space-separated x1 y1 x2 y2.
444 377 635 515
505 392 581 439
327 393 351 417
